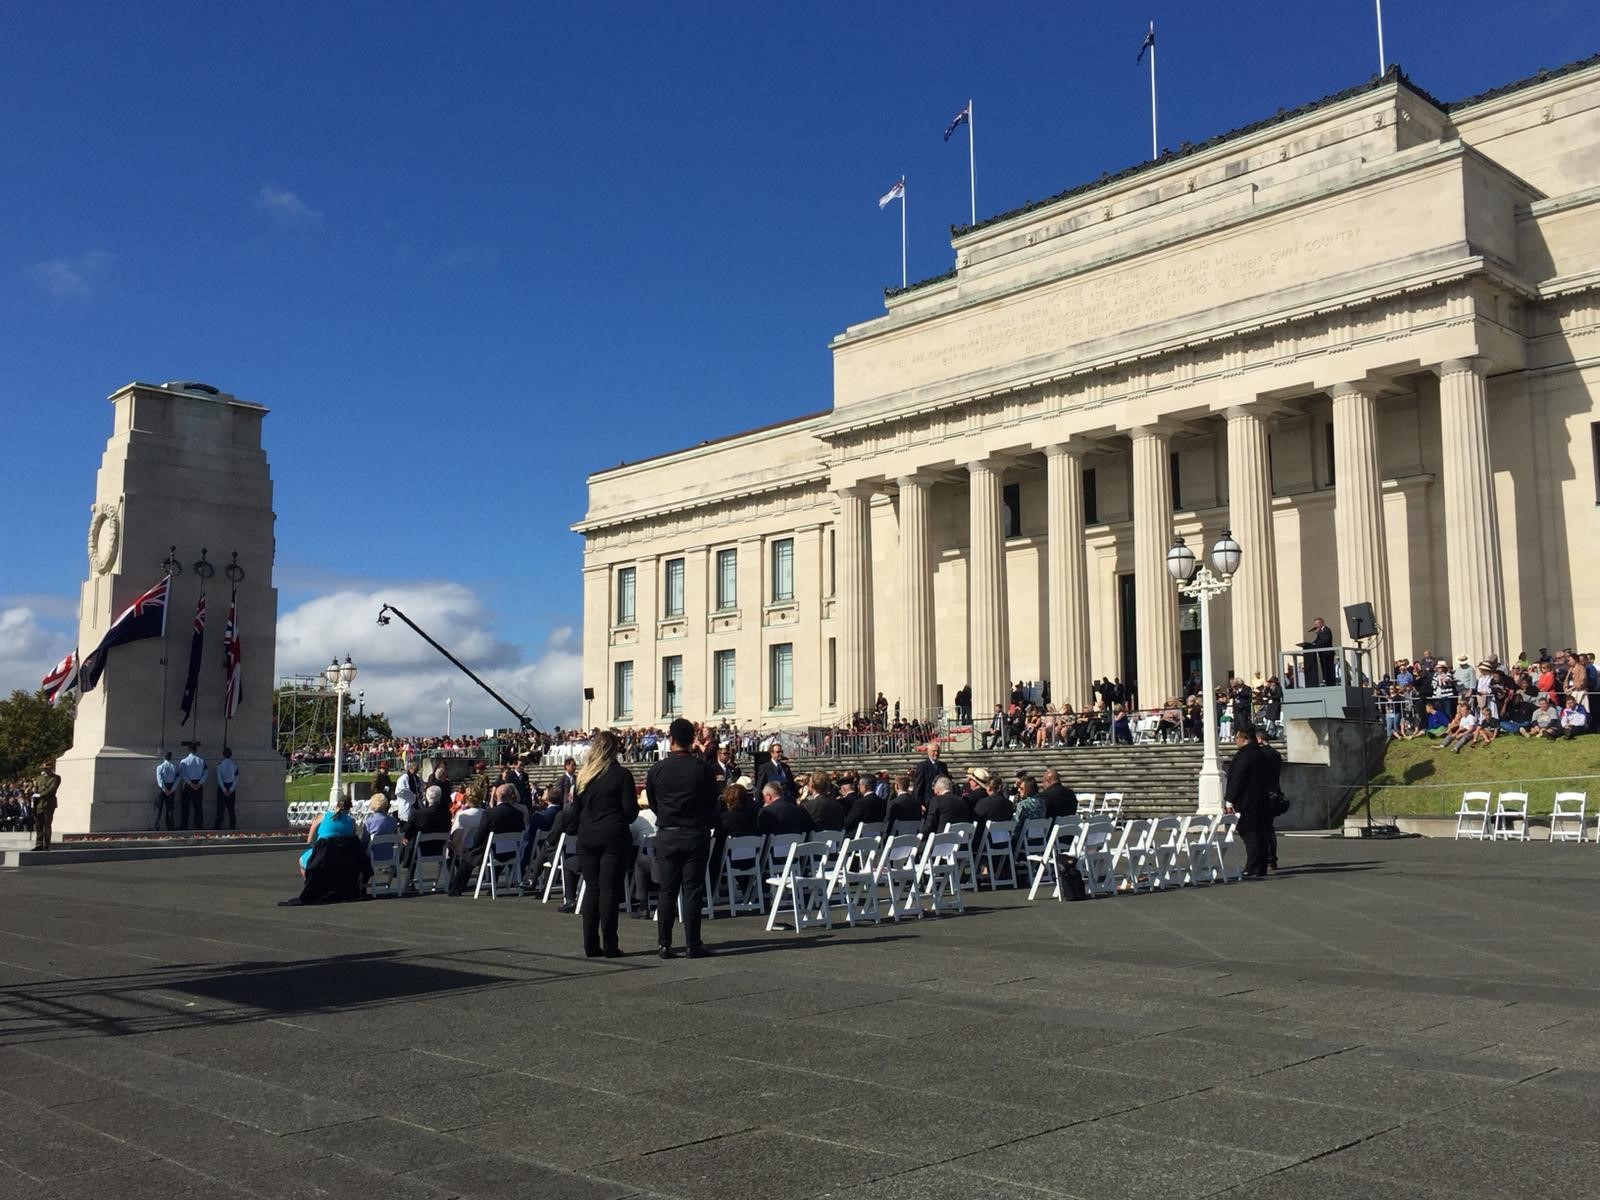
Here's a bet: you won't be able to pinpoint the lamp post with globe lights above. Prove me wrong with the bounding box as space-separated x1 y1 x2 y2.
1166 530 1242 815
325 655 358 806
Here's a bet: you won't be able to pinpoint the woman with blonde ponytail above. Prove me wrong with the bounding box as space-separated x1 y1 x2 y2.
571 730 639 958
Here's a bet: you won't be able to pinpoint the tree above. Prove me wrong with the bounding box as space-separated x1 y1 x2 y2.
0 690 76 783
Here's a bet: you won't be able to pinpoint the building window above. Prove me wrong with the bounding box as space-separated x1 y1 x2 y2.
771 537 795 603
827 637 837 707
1002 483 1021 538
613 661 634 720
662 557 684 618
1169 451 1183 510
827 528 836 596
769 642 794 710
715 548 737 610
661 654 682 715
713 650 736 713
1325 423 1337 487
1083 468 1098 524
615 566 636 626
1266 434 1277 495
1592 422 1599 503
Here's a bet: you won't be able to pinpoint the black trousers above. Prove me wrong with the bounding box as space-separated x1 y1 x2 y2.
213 788 237 830
1242 828 1271 877
155 790 176 830
653 827 710 949
577 836 630 954
179 784 205 829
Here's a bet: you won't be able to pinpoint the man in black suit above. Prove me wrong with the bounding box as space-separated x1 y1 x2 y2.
885 771 920 833
1037 768 1078 818
756 781 814 835
841 775 886 832
450 784 527 895
645 718 719 959
921 775 976 836
910 741 949 816
754 743 797 802
1225 724 1274 877
1255 727 1285 870
1300 617 1334 687
970 774 1014 842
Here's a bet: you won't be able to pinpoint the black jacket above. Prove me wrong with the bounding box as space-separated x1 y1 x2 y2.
910 757 950 813
467 800 527 859
1225 742 1274 833
921 789 976 836
1038 783 1078 819
802 792 848 831
757 796 814 835
886 791 922 831
755 758 798 802
574 762 640 848
841 789 886 831
646 751 718 831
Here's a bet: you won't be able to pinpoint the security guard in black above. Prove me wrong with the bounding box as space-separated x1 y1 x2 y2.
645 718 718 958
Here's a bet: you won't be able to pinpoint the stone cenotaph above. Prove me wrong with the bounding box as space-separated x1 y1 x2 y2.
55 381 281 832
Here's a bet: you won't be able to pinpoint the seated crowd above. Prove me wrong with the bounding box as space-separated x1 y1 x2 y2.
1377 647 1594 750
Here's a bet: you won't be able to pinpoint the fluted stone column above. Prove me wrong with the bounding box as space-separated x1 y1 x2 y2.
835 485 876 719
1225 406 1281 681
1330 381 1392 667
1131 426 1181 707
966 458 1010 717
1437 358 1508 663
1044 443 1092 707
896 475 937 718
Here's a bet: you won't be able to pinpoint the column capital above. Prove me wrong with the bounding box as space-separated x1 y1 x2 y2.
1327 379 1385 400
1436 356 1486 378
893 472 939 490
1223 399 1297 423
961 455 1011 476
1126 422 1179 444
1043 440 1091 460
833 482 878 501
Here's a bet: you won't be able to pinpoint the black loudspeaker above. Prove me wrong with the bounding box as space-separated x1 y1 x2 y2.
665 680 676 694
583 687 595 701
1343 602 1377 641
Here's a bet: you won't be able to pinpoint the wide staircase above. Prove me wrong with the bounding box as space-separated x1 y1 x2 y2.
522 743 1221 817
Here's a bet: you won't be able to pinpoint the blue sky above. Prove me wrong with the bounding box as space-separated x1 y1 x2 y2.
3 1 1595 731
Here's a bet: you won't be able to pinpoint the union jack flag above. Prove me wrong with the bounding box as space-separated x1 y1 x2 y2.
79 574 170 693
223 589 242 719
41 650 78 704
179 592 206 725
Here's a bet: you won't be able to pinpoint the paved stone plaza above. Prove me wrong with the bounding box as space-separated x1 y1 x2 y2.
0 837 1595 1199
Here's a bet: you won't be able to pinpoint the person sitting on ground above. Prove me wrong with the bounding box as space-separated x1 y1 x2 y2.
1560 697 1588 740
1439 701 1478 753
1469 708 1498 749
1037 767 1078 819
921 773 975 836
299 794 357 876
800 771 847 831
885 771 920 833
757 780 814 835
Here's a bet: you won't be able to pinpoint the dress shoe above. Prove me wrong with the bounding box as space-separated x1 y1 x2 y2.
686 944 714 959
603 947 625 958
584 947 603 958
658 946 678 960
558 902 576 914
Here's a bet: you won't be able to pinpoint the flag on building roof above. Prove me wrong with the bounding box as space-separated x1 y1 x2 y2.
78 574 169 693
1137 21 1155 63
223 588 242 720
179 592 205 725
41 651 78 704
943 102 970 142
878 177 905 209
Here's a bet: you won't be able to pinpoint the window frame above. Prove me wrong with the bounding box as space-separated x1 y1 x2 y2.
613 660 634 720
712 649 736 714
614 565 637 626
770 536 795 604
714 547 737 611
768 642 794 711
662 557 685 619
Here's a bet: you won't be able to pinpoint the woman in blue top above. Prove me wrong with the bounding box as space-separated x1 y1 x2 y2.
300 794 357 873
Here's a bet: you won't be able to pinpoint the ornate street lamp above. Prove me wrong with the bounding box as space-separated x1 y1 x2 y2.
1167 531 1242 814
326 655 358 805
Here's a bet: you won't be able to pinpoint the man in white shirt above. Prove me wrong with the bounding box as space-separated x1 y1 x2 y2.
177 748 207 828
393 761 422 826
213 747 239 830
154 751 179 831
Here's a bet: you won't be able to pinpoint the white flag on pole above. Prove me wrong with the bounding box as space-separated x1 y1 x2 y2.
878 177 905 209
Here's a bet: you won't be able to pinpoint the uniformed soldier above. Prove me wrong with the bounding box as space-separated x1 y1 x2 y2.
213 747 239 830
177 747 207 829
154 751 179 830
32 760 61 851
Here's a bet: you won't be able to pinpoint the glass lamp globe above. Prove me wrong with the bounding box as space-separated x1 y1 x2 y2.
1166 536 1198 584
341 656 357 685
323 658 341 688
1211 530 1242 577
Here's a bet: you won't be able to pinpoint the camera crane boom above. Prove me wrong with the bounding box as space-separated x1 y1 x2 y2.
376 603 538 733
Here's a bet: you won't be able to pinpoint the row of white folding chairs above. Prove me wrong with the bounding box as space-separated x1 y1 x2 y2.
762 828 973 932
532 828 718 917
1076 792 1125 821
1027 813 1243 901
1455 790 1591 842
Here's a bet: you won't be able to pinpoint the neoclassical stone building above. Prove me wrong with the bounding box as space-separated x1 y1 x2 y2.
577 58 1600 730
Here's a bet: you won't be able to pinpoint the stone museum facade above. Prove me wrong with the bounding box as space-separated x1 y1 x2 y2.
576 57 1600 730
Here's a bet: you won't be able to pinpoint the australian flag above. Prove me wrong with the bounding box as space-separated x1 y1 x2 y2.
1137 21 1155 64
179 592 206 724
943 102 970 142
79 575 170 693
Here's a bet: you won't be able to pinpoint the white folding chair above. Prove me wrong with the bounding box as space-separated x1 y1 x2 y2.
761 833 803 904
1454 790 1491 840
1100 792 1125 822
914 831 967 915
540 831 583 903
1492 791 1529 842
1077 820 1118 896
825 836 882 926
1110 818 1158 893
1133 715 1160 744
1076 792 1098 815
852 821 886 845
1026 820 1066 901
473 832 523 898
1549 791 1588 843
1015 816 1053 886
975 819 1019 889
1212 813 1244 882
366 832 403 898
717 834 767 914
1173 814 1218 886
409 831 450 893
765 840 834 932
1027 819 1086 901
873 833 924 921
1144 816 1185 889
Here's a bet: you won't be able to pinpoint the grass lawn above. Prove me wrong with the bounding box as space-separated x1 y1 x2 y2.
1360 733 1600 818
283 772 372 806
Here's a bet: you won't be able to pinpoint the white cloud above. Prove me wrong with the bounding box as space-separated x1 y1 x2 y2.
0 606 74 697
256 183 322 225
29 251 108 299
275 581 581 735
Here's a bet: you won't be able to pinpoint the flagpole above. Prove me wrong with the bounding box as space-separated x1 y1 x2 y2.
966 98 976 226
901 181 907 290
1375 0 1386 72
157 567 175 755
1149 38 1159 160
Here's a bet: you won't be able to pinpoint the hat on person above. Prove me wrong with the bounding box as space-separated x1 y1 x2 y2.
734 775 755 791
1457 654 1470 665
1476 659 1495 671
969 767 994 785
